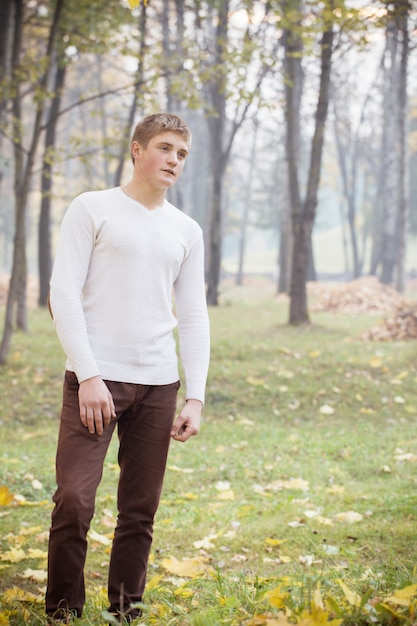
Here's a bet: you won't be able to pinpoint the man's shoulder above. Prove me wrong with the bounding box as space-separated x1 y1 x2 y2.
75 187 119 205
165 202 202 232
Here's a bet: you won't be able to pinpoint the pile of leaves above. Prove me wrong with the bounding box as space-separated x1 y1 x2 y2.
308 276 409 316
363 301 417 341
309 276 417 341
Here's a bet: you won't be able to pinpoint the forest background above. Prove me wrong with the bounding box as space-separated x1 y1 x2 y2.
1 1 417 624
0 0 416 359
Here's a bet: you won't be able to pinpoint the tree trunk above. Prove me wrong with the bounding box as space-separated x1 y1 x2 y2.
333 109 360 278
287 7 334 324
0 0 64 363
282 0 302 300
206 0 229 306
394 0 409 294
114 2 147 187
380 19 399 285
38 63 67 307
236 121 258 286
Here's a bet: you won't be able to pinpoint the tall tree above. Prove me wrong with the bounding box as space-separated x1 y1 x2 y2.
38 62 67 306
0 0 64 363
114 1 148 187
393 0 409 293
284 0 335 324
377 0 410 290
199 0 277 305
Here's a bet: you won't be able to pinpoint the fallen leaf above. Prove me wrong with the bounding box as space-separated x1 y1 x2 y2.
265 538 286 547
246 376 265 386
215 481 231 491
337 579 361 607
384 583 417 606
167 465 194 473
0 548 26 563
21 568 47 582
247 613 293 625
161 555 211 578
334 511 363 523
27 548 48 559
89 530 112 546
264 585 290 609
0 486 14 506
1 586 39 603
319 405 335 415
218 490 235 500
146 574 164 590
369 357 382 368
193 534 217 549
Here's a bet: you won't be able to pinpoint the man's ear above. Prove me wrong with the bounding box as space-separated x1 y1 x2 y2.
131 141 142 162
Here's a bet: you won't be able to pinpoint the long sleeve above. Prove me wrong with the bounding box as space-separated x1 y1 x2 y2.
49 196 101 382
174 230 210 404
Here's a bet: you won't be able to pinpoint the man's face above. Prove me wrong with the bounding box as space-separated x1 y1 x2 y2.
133 131 189 190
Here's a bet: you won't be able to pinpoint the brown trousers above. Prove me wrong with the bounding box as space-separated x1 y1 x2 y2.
46 371 179 620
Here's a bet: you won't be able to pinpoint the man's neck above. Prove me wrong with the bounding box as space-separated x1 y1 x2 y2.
122 181 166 211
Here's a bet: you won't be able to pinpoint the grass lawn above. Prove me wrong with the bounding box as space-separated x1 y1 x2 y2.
1 279 417 625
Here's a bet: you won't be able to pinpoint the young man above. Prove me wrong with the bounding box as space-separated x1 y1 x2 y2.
46 113 210 623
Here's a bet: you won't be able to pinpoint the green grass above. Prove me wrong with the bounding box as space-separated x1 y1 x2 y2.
1 280 417 624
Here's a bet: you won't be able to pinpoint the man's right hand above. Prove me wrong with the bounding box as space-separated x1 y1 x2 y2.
78 376 116 435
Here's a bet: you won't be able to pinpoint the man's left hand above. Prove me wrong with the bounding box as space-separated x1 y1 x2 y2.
170 399 203 442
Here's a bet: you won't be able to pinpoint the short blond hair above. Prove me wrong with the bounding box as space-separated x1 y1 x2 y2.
130 113 191 162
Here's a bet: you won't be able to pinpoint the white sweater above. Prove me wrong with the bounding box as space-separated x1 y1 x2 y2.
50 187 210 403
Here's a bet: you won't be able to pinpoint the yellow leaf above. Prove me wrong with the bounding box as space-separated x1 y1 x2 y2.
369 356 382 368
395 370 409 379
128 0 140 7
377 603 405 618
337 579 361 607
0 486 14 506
264 585 290 609
246 376 265 386
161 555 211 578
326 485 345 495
247 614 293 625
174 585 194 598
384 583 417 605
19 526 43 536
183 492 199 500
1 586 38 603
313 587 324 610
0 548 26 563
334 511 363 523
309 351 321 358
167 465 194 474
218 490 235 500
146 574 163 590
281 477 309 491
265 538 286 547
88 530 112 546
0 613 9 625
27 548 48 559
279 555 292 563
22 568 47 582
